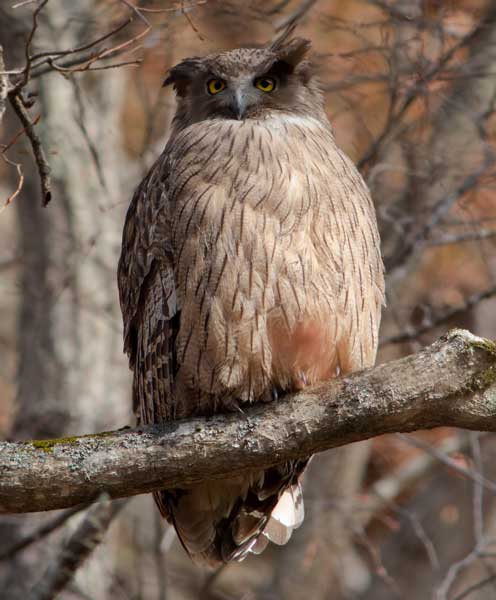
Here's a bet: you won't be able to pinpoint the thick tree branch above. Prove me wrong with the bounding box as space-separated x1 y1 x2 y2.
1 329 495 514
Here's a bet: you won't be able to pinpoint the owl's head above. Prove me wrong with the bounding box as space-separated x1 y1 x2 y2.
164 34 323 127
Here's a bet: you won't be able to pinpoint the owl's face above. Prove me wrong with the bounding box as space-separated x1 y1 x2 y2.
164 37 323 128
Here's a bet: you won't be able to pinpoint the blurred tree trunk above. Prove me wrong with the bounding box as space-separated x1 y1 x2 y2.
0 2 131 598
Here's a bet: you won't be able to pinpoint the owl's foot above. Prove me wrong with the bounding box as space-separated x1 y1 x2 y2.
233 403 251 421
294 371 308 390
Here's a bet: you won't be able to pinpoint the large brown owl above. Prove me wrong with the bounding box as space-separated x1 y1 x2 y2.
118 31 384 567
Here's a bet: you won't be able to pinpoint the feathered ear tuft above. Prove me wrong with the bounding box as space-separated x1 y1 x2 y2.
276 37 311 67
163 57 204 96
269 24 311 69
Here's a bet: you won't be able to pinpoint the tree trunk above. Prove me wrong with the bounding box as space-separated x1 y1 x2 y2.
0 3 132 598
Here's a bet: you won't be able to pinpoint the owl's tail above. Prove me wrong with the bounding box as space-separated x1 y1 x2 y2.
154 461 307 566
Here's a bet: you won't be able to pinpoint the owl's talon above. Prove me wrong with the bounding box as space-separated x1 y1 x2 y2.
298 371 308 387
234 403 250 420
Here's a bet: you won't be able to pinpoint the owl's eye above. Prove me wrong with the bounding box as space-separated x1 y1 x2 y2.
254 77 276 93
207 78 226 95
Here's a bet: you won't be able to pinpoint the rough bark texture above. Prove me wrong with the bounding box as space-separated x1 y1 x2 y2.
0 329 495 514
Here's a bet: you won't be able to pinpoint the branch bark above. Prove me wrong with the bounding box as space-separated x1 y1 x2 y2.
1 329 495 514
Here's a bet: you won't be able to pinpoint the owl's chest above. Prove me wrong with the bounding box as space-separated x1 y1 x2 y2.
167 119 382 397
170 118 336 253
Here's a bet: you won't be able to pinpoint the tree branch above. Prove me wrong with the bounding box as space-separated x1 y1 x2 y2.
8 92 52 206
1 329 495 514
26 498 126 600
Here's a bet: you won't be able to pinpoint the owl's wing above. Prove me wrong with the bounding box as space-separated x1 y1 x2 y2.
117 156 178 425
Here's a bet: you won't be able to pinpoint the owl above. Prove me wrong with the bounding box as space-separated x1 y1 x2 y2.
118 30 384 566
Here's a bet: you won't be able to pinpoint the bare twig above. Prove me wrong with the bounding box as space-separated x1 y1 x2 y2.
274 0 318 31
452 574 496 600
365 434 468 522
28 17 133 65
427 229 496 246
26 498 126 600
1 0 154 206
435 540 496 600
0 151 24 209
15 0 49 92
381 284 496 346
357 5 496 172
8 92 51 205
0 45 26 207
398 434 496 495
179 0 205 40
70 78 107 190
0 504 87 561
470 433 485 545
384 159 495 273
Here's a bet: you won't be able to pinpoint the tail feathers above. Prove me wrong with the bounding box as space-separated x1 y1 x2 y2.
263 484 304 545
156 470 306 567
250 531 270 555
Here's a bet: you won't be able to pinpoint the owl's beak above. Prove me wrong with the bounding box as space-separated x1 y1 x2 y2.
231 90 247 120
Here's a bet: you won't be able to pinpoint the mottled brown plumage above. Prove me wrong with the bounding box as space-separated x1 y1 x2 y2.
118 32 384 566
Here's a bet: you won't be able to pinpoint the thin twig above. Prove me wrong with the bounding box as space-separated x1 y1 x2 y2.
26 498 126 600
15 0 49 92
384 158 495 273
0 152 24 208
427 229 496 246
357 7 495 171
8 92 51 205
274 0 318 31
0 504 87 561
28 17 133 64
180 0 205 40
470 433 484 545
398 434 496 496
452 574 496 600
380 284 496 346
70 78 107 190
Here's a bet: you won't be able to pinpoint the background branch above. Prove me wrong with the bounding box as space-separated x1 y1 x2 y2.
26 498 126 600
1 329 495 515
0 45 7 121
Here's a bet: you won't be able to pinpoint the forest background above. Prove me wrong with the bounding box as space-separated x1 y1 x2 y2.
1 1 496 599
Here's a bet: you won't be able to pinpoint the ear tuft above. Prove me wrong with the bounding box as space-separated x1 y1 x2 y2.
269 24 311 68
163 57 203 96
275 37 311 68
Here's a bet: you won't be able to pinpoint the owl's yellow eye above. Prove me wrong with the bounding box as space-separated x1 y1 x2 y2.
255 77 275 93
207 79 226 95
